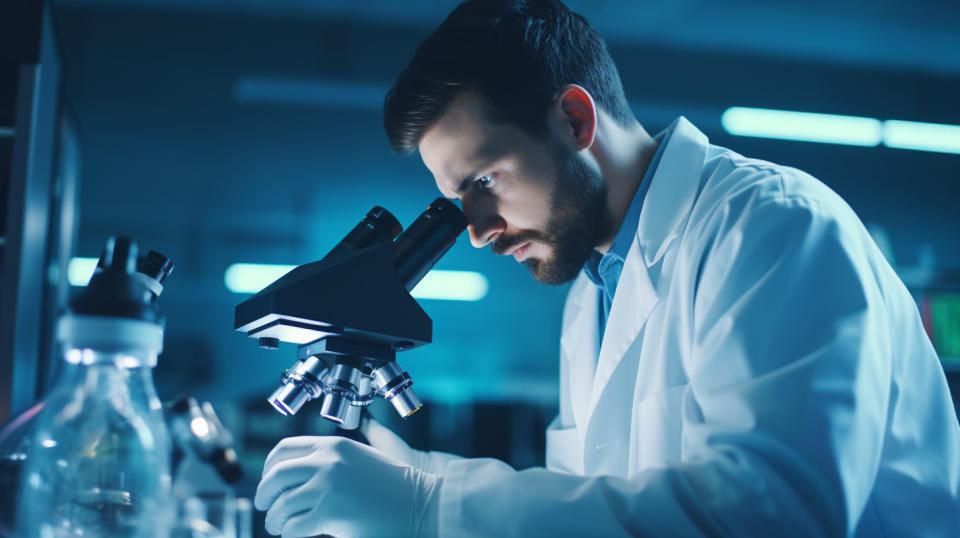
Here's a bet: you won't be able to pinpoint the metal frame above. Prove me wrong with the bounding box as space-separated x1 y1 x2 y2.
0 2 63 423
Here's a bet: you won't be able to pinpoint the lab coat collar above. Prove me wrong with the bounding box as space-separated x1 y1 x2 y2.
636 117 709 267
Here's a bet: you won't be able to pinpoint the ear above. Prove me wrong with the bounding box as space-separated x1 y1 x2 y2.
551 85 597 151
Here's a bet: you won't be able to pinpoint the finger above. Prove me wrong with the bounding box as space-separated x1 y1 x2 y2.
255 452 332 511
358 414 373 437
263 436 322 477
362 420 413 461
264 483 323 537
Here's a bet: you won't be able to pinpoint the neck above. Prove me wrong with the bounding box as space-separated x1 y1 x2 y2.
590 116 658 253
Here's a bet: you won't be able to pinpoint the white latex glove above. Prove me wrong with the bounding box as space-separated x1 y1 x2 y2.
255 436 441 538
360 417 464 475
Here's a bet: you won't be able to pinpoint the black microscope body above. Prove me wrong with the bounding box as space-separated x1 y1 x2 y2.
234 199 467 429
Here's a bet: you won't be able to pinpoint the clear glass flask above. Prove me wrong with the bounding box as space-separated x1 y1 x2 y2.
16 237 175 537
18 348 173 537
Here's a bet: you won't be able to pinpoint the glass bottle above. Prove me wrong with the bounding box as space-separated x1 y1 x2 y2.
16 237 175 537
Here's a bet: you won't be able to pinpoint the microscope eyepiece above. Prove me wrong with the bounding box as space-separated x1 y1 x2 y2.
393 198 467 291
325 206 403 261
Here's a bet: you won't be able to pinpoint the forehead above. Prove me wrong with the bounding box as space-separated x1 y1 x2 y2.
418 91 522 197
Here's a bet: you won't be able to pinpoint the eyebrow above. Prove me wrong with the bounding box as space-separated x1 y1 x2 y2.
452 158 493 197
455 171 479 196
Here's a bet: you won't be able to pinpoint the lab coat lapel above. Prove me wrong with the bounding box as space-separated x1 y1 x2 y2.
559 277 599 429
586 238 658 419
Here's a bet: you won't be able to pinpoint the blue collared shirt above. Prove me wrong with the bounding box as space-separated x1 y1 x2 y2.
582 131 671 342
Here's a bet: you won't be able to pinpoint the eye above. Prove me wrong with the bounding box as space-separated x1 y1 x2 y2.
475 174 496 191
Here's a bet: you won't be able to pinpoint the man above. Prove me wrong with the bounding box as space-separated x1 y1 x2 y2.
254 1 960 536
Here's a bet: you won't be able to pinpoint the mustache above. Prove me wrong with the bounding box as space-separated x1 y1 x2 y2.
491 231 553 255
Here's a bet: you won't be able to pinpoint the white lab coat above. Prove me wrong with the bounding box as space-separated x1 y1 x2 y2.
437 118 960 537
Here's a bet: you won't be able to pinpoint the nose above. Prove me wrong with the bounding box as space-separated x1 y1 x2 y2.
463 199 506 248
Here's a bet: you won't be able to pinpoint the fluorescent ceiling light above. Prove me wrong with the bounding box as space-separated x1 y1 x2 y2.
224 263 488 301
411 270 488 301
883 120 960 155
67 257 99 287
224 263 297 294
721 107 882 147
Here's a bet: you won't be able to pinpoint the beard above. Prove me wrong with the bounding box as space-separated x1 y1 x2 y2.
492 140 612 285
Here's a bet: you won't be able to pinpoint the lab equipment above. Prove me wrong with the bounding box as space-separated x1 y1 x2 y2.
167 396 243 485
16 237 175 538
235 199 466 429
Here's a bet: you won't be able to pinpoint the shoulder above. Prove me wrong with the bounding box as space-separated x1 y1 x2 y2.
687 145 857 244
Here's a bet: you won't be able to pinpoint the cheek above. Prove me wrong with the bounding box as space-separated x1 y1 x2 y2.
497 148 559 231
528 242 551 259
500 177 555 230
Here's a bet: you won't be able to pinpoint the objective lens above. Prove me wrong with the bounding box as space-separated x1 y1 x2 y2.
393 198 467 291
340 405 363 430
318 363 372 430
266 357 328 416
319 392 349 425
372 361 422 418
389 389 422 418
268 383 310 416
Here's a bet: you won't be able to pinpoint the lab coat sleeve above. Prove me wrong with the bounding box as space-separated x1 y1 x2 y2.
437 185 889 537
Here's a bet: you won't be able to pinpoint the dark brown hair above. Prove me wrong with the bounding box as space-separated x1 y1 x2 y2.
383 0 633 154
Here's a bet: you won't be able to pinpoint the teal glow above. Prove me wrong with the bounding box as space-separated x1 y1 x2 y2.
68 257 99 287
883 120 960 155
411 270 488 301
224 263 488 301
721 107 882 147
224 263 297 294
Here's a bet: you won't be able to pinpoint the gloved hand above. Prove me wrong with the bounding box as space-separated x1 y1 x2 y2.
360 417 464 475
254 436 441 538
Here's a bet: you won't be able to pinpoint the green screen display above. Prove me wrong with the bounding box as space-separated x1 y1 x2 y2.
930 293 960 362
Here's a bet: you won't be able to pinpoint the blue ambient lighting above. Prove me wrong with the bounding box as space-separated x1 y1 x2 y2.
883 120 960 155
67 257 99 287
224 263 488 301
721 107 882 147
410 270 489 301
224 263 296 294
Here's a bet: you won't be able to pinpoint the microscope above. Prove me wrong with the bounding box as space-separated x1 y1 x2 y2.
234 199 467 429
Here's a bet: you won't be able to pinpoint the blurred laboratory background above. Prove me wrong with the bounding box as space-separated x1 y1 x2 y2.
2 0 959 534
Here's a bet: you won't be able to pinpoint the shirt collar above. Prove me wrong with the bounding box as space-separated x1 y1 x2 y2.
582 129 673 287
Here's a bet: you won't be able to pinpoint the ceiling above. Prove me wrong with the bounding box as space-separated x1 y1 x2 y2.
55 0 960 76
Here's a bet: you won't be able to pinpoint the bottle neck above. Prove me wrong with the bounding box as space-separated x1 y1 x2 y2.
55 348 164 414
63 348 158 369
